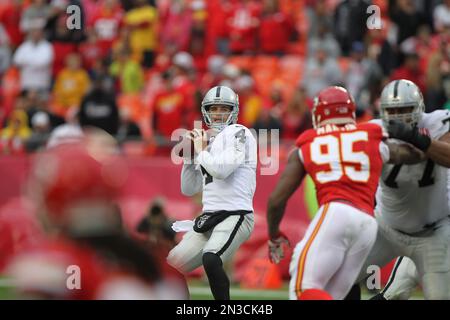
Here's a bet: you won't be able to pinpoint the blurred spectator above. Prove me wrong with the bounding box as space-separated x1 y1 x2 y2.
46 122 83 149
109 49 144 94
333 0 371 55
79 76 119 135
400 24 438 72
258 0 293 55
390 52 426 94
136 198 177 251
280 87 313 140
160 0 193 54
79 30 105 71
20 0 51 34
1 109 32 155
47 14 79 76
433 0 450 33
345 42 383 109
53 53 91 116
25 89 65 130
83 0 102 27
46 0 85 44
301 45 343 98
25 111 51 152
0 23 11 75
367 22 399 77
308 22 341 58
306 0 333 39
200 54 226 92
228 0 261 54
171 51 199 121
92 0 124 56
117 108 142 144
425 36 450 111
189 1 208 73
124 0 159 68
253 87 283 133
220 62 240 89
152 70 187 145
0 0 24 49
204 0 233 55
13 28 54 92
235 74 262 127
389 0 426 46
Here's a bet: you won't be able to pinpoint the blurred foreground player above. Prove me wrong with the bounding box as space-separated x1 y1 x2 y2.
6 130 187 299
266 86 424 300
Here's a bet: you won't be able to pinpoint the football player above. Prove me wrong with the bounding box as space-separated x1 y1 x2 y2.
266 86 424 300
355 79 450 300
6 131 187 299
167 86 257 300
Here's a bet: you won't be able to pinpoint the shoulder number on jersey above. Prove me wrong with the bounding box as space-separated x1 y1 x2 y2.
235 128 246 144
310 131 370 183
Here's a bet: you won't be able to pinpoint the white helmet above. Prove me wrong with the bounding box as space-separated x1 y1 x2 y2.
380 79 425 127
201 86 239 131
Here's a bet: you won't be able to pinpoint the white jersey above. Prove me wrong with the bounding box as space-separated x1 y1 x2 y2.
180 124 257 212
373 110 450 233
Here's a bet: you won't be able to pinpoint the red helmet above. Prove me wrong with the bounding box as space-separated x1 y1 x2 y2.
312 86 356 128
30 142 127 227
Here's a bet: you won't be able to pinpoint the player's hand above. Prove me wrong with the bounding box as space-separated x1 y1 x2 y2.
192 129 208 154
387 120 431 151
268 232 290 264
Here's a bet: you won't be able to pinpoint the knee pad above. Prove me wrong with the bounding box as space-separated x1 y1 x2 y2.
202 252 223 272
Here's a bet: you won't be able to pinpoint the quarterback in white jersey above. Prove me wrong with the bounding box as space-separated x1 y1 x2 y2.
355 79 450 299
167 86 257 300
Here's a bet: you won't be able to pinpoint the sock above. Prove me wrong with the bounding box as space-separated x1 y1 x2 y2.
202 252 230 300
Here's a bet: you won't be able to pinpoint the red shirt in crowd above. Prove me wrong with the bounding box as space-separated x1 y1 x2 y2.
228 1 262 53
259 11 293 54
92 6 124 56
0 3 23 47
152 88 186 138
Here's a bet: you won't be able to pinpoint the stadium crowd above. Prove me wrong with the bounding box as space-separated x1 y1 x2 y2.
0 0 449 157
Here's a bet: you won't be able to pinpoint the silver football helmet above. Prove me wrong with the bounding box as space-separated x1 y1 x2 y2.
380 79 425 127
201 86 239 131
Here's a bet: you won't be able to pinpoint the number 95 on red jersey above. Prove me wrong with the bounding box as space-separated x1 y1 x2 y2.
296 123 388 214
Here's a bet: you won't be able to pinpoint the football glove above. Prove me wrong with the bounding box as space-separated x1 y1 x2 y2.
268 232 290 264
387 119 431 151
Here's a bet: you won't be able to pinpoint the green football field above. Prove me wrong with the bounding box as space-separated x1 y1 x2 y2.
0 276 424 300
187 279 425 300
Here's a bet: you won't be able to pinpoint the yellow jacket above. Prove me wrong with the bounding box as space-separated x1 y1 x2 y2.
1 110 32 140
53 68 91 109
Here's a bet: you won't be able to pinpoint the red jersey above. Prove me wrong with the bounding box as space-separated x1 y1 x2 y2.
296 122 387 214
5 238 108 299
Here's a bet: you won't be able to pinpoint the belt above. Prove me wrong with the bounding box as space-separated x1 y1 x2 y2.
395 215 450 237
